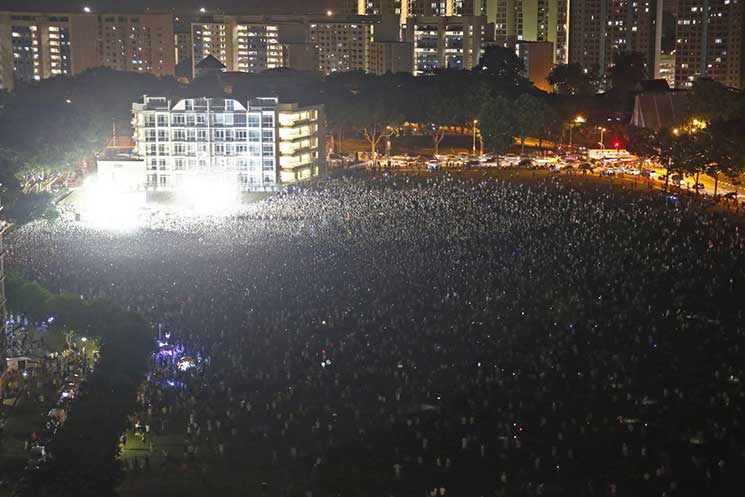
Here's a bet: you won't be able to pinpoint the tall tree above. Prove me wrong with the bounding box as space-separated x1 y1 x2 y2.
513 94 546 155
687 78 745 124
547 63 595 95
421 74 467 155
475 46 531 95
478 96 516 166
702 120 745 194
350 91 402 161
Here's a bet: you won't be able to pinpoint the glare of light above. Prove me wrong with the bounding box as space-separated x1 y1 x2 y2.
177 174 240 215
177 358 195 371
83 6 91 13
78 175 145 232
574 115 586 124
199 7 206 12
65 99 71 103
326 10 333 15
81 337 88 342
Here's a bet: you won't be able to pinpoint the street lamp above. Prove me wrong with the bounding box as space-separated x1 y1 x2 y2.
386 126 393 159
569 115 586 147
83 5 91 13
597 127 606 148
472 119 478 154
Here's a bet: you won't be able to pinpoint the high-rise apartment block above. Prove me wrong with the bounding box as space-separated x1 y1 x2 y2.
404 15 487 74
674 0 744 88
308 19 374 73
191 15 407 76
568 0 661 79
493 0 569 63
0 12 72 89
88 13 175 76
0 11 175 92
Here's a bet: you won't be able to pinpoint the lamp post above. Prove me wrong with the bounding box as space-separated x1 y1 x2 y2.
598 127 606 148
385 125 394 160
568 115 586 147
472 119 478 154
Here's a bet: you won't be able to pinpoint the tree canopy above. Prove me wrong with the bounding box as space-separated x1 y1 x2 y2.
547 63 596 96
6 271 154 497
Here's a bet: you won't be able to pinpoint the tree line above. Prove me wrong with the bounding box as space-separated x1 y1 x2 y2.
1 49 744 218
625 79 745 193
6 271 154 497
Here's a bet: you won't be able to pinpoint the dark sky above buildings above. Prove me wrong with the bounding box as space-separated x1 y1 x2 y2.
2 0 334 15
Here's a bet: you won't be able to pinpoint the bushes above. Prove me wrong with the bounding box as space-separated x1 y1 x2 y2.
6 271 153 497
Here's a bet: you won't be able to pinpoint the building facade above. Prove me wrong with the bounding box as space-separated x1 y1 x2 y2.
405 16 486 74
0 11 175 91
308 19 374 73
655 51 676 87
517 40 554 91
190 15 396 76
493 0 567 61
0 12 72 90
568 0 662 81
175 30 191 66
192 16 234 73
369 41 415 74
87 13 175 76
131 96 324 192
674 0 744 88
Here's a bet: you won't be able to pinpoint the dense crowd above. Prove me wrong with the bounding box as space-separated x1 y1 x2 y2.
8 173 745 497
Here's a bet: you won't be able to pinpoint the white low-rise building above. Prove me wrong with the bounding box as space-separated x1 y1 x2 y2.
128 95 325 193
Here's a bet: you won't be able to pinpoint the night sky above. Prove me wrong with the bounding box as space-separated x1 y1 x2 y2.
1 0 335 15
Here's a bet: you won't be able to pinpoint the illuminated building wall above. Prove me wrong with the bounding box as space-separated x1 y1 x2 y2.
308 20 374 73
192 17 235 73
235 23 283 73
190 15 400 76
674 0 744 88
493 0 569 63
568 0 661 81
175 30 192 66
656 51 675 86
277 103 326 183
88 13 174 76
0 12 72 91
405 16 486 74
0 11 174 91
517 40 554 91
132 96 324 192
